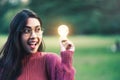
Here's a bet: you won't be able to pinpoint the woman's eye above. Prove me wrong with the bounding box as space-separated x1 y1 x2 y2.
23 29 31 34
35 28 41 32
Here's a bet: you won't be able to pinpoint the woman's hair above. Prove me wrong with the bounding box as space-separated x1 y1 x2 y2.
0 9 45 80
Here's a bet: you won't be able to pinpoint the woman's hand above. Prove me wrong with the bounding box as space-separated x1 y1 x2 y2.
59 39 75 52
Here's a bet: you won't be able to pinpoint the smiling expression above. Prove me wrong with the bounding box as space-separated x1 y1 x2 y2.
21 18 43 54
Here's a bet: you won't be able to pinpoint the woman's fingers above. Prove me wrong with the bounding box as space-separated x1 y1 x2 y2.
60 39 75 51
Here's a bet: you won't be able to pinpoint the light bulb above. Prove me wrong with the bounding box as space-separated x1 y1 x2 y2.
58 25 69 40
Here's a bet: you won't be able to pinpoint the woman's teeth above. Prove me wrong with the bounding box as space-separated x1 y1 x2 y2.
28 41 38 49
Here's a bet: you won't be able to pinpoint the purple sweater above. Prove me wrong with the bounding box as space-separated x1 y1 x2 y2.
17 51 75 80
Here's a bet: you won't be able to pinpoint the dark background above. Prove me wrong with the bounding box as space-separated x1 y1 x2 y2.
0 0 120 35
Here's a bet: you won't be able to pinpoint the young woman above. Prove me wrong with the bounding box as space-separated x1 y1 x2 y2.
0 9 75 80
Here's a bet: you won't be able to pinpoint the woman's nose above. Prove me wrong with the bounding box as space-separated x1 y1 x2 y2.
30 31 37 38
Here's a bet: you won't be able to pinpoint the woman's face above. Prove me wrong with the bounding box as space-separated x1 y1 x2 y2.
21 18 43 54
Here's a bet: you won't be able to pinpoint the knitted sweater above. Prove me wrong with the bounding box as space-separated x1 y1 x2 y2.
17 51 75 80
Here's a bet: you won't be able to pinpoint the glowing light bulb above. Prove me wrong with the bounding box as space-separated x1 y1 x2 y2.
58 25 69 40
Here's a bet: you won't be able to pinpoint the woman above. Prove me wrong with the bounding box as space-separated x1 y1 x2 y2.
0 9 75 80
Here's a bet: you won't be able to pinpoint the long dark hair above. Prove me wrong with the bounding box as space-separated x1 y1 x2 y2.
0 9 45 80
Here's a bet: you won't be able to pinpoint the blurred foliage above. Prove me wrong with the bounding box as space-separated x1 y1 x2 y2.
0 0 120 35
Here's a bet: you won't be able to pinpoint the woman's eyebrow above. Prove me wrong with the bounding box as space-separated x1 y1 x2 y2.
35 25 41 28
24 26 31 29
35 25 42 29
24 25 41 29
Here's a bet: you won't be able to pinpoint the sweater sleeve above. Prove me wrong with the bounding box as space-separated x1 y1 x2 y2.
46 51 75 80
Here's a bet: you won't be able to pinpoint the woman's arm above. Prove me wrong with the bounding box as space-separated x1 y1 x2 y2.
57 50 75 80
46 40 75 80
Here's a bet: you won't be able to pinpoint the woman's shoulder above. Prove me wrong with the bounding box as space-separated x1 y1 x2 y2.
42 52 60 59
42 52 61 63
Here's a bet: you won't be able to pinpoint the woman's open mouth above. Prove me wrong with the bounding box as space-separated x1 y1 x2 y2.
27 41 39 49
